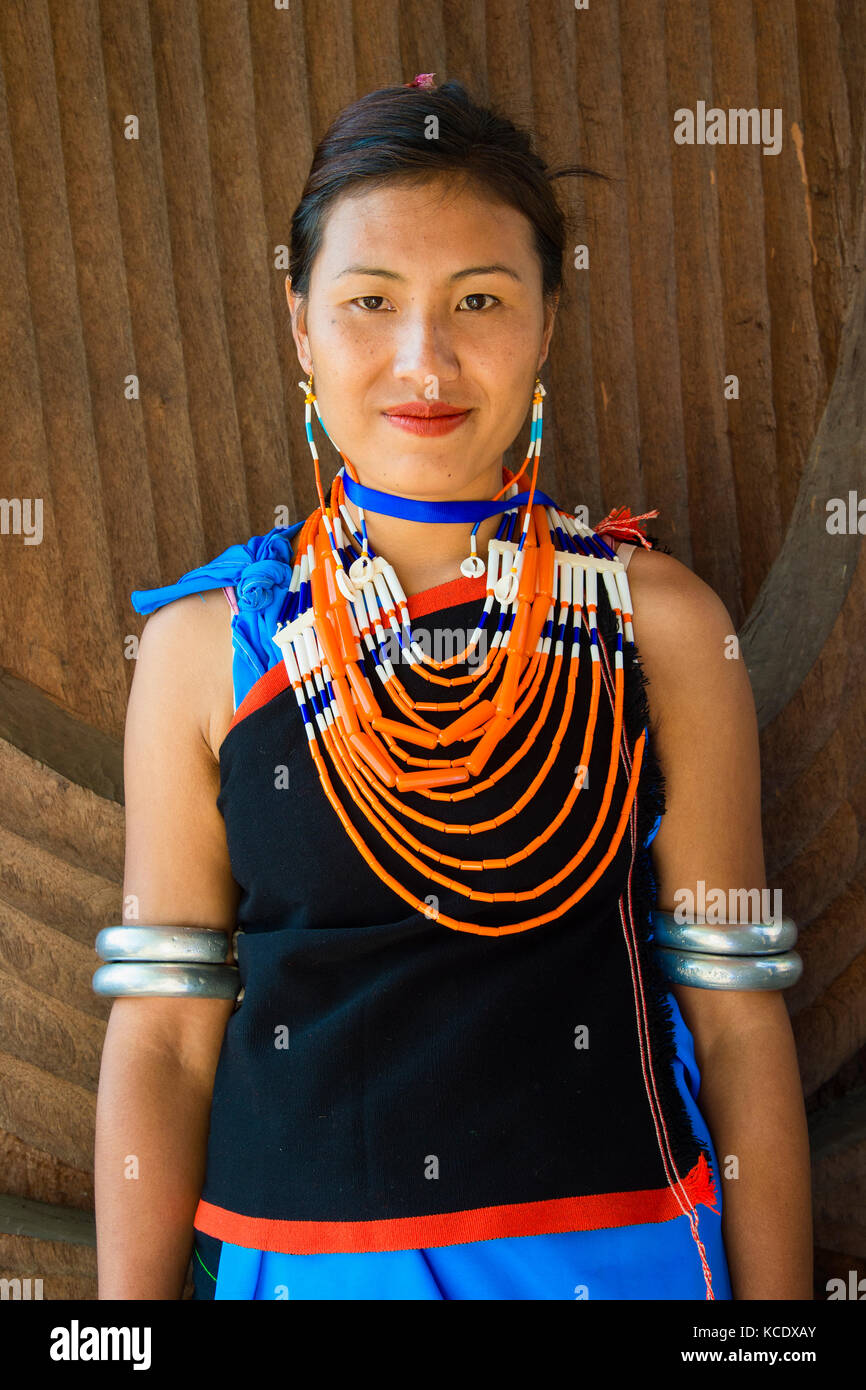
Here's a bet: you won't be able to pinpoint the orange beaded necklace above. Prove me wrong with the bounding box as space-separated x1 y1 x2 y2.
271 374 652 936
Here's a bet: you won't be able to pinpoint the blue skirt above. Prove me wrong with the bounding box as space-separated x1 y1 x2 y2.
192 992 731 1300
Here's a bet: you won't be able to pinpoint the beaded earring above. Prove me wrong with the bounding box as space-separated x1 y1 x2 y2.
459 377 546 586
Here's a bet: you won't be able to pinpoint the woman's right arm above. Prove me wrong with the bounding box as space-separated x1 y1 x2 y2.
94 593 239 1299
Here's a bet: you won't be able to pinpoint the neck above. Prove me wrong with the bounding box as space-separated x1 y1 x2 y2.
340 461 509 597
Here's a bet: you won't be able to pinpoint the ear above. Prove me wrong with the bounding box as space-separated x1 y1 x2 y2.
537 291 560 371
285 275 313 375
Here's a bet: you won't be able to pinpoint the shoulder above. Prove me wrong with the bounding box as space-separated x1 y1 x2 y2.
136 584 231 652
128 518 305 757
618 542 731 632
132 589 234 762
613 543 749 737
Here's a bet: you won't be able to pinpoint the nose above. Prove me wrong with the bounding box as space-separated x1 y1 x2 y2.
390 306 460 394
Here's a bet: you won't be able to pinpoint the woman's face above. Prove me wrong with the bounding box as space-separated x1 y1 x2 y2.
286 177 558 500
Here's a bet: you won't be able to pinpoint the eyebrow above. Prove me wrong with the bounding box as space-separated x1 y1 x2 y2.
334 263 523 284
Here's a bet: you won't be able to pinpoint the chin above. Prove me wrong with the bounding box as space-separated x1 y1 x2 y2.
372 462 479 499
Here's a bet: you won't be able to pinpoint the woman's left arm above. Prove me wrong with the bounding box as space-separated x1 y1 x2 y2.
631 550 813 1300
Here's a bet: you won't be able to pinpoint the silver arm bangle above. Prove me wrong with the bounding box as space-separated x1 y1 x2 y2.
95 925 233 964
651 911 798 955
92 961 240 999
654 947 803 991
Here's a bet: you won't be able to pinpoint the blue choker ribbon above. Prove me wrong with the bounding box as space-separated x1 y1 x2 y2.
342 472 561 524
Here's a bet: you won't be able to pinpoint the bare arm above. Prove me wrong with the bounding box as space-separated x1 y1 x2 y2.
94 592 239 1299
631 549 813 1299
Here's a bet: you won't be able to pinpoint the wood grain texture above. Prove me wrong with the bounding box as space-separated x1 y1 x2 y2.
0 1236 97 1302
0 0 863 1285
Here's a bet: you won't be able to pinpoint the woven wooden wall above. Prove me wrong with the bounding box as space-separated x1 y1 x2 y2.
0 0 863 1300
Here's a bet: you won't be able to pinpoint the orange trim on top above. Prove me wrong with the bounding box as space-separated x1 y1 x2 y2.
227 660 289 738
223 572 487 744
193 1154 717 1255
407 573 487 620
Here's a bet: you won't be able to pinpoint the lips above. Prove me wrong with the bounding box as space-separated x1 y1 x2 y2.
383 402 469 418
382 400 471 437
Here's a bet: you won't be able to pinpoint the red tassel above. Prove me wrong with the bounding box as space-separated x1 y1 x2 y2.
686 1150 720 1214
594 505 660 550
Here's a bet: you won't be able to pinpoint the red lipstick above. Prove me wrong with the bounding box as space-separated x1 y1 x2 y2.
383 401 471 437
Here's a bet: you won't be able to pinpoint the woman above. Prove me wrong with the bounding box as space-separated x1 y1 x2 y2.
94 77 812 1300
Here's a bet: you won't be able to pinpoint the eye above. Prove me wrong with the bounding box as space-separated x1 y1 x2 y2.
351 295 392 311
458 293 499 311
349 292 500 312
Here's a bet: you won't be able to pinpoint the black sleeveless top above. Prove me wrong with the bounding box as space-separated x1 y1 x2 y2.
177 559 713 1255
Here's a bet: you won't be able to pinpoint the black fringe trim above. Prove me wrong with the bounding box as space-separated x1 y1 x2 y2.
595 532 713 1179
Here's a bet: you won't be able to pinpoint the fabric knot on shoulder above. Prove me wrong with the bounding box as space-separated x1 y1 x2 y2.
235 557 293 611
231 525 298 609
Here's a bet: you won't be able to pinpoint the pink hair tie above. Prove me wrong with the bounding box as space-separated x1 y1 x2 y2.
404 73 436 89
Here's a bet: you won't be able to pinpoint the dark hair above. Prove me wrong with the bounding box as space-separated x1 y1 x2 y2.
288 78 609 307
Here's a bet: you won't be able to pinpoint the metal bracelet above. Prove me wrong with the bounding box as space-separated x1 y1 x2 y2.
654 947 803 991
651 911 797 956
95 926 233 965
92 961 240 999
